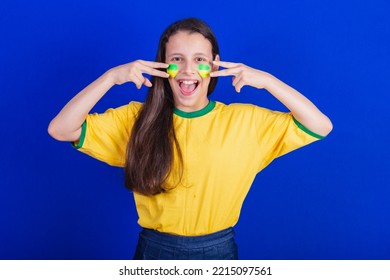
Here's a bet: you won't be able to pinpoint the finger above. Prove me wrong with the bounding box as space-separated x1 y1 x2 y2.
235 79 246 93
138 60 169 69
134 70 145 83
143 77 153 87
132 73 144 89
232 76 240 92
139 65 170 78
210 68 239 77
232 74 241 87
212 60 239 68
149 68 170 78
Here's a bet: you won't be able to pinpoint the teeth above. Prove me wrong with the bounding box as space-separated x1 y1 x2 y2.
180 80 197 85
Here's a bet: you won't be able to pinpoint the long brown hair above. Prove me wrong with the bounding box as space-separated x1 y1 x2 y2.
124 18 220 195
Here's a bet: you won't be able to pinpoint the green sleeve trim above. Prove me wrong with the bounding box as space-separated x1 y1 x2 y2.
293 117 325 139
72 121 87 149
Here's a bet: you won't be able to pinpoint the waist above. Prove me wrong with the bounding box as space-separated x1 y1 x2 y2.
139 227 235 249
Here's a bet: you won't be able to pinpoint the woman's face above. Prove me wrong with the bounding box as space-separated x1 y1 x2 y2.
165 31 218 112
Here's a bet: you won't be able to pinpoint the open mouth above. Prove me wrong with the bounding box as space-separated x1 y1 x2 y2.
178 79 199 96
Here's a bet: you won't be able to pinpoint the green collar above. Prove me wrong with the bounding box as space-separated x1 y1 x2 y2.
174 100 216 118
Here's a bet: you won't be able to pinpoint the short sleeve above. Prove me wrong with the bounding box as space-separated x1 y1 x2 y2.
254 107 325 172
73 102 142 167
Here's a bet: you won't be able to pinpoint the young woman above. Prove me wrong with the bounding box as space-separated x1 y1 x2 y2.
48 18 332 259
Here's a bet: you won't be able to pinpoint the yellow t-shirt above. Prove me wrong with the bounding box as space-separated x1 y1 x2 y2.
74 100 324 236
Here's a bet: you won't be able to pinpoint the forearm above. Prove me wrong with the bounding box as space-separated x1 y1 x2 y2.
48 71 114 141
264 74 333 137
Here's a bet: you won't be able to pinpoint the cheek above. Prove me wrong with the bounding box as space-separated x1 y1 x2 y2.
200 79 211 93
201 76 211 85
168 79 177 91
168 79 173 86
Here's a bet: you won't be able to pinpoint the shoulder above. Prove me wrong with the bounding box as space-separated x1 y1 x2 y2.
213 101 293 128
128 101 143 110
105 101 144 118
126 101 143 116
214 101 272 118
86 101 144 126
123 101 143 113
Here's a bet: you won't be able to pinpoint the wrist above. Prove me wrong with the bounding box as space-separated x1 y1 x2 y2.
261 72 277 91
101 70 116 88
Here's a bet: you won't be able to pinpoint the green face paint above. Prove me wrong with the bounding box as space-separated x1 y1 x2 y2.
198 64 211 78
167 64 178 78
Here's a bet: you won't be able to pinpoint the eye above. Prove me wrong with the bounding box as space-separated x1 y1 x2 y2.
195 57 207 63
171 57 182 62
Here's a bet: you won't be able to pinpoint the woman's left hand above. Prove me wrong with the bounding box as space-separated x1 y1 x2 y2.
210 61 272 93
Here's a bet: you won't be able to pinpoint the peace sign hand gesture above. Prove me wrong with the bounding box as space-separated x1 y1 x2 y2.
210 61 272 93
108 60 170 89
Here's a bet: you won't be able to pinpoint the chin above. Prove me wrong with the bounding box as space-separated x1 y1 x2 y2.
170 79 209 112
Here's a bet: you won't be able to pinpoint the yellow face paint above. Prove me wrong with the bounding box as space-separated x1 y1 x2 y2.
167 64 178 78
198 64 211 78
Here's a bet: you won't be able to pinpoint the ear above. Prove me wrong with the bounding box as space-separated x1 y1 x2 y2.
213 54 220 72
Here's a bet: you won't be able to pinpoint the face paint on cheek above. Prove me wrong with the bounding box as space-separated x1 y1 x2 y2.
167 64 178 78
198 64 211 78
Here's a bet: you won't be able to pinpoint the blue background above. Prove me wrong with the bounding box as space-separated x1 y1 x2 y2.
1 0 389 259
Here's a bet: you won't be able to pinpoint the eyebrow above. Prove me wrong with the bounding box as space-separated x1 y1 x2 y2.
167 52 210 57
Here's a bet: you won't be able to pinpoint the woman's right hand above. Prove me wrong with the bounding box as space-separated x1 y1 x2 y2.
48 60 169 142
107 60 170 89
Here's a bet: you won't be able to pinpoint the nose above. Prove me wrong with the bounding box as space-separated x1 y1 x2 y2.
181 61 197 74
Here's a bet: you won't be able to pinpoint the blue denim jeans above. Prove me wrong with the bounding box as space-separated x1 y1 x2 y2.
133 227 238 260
